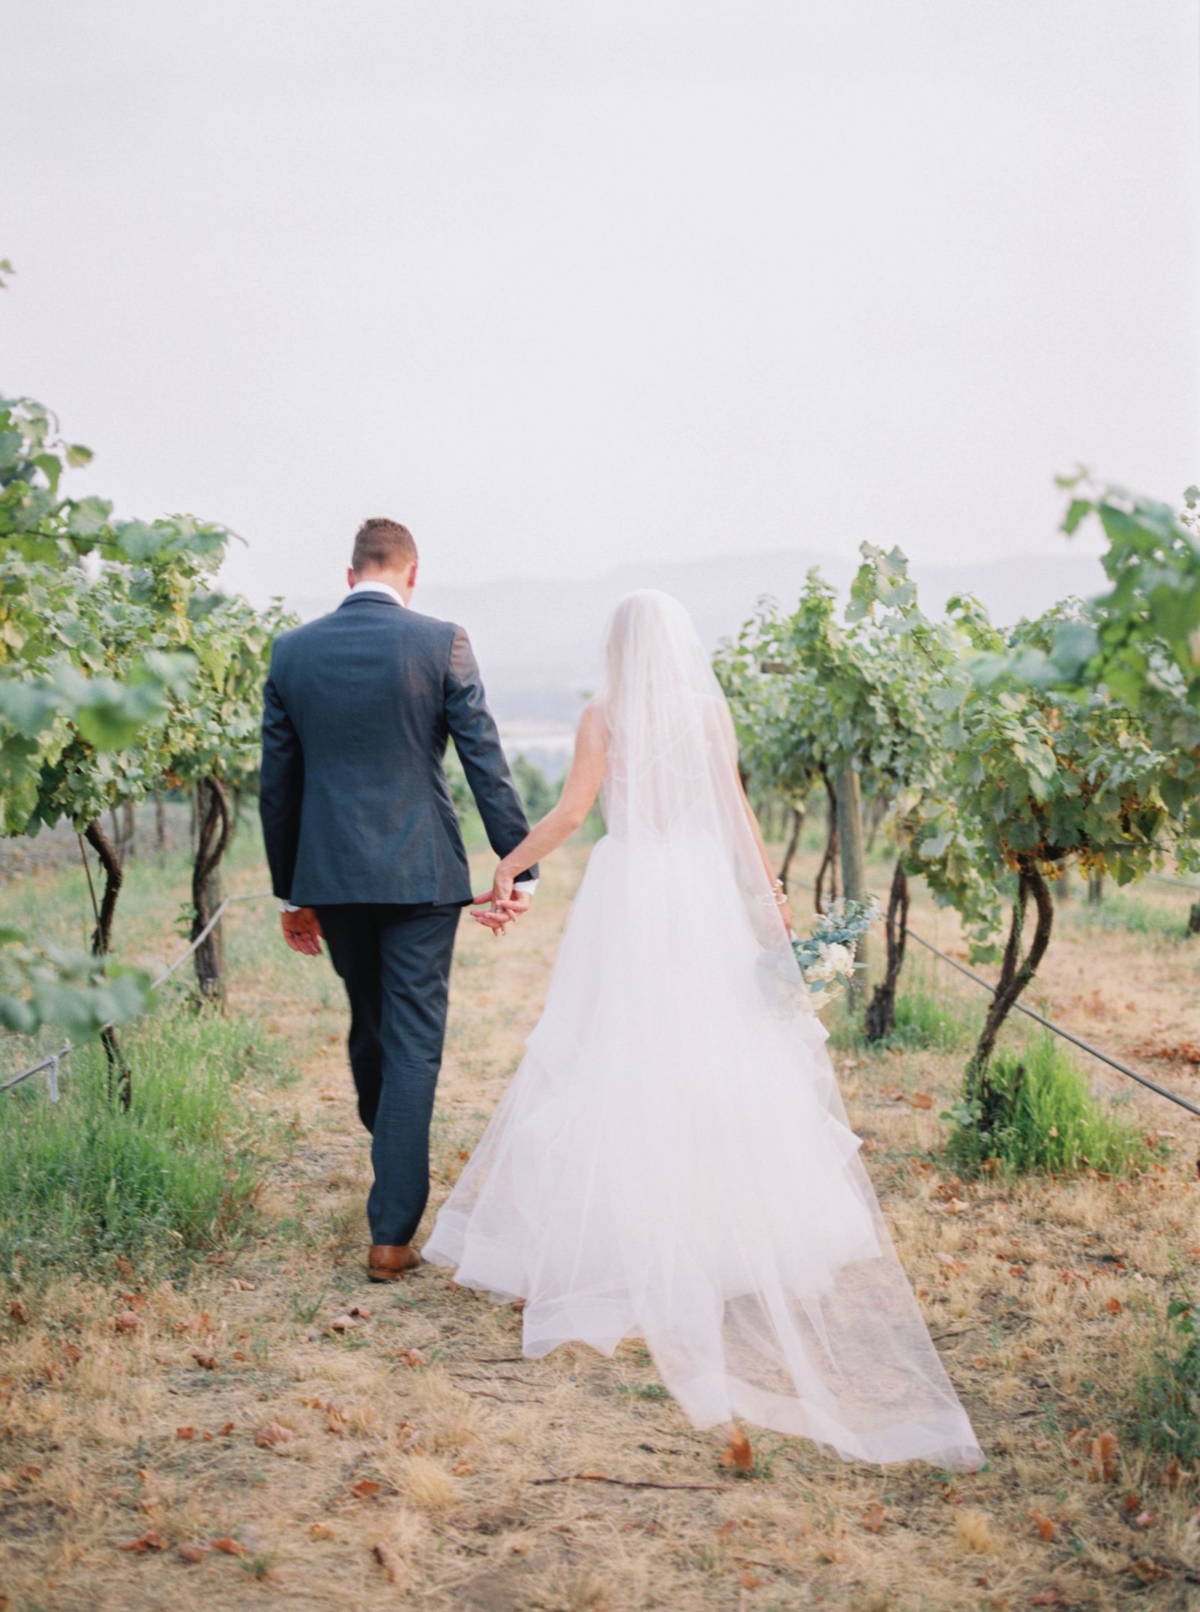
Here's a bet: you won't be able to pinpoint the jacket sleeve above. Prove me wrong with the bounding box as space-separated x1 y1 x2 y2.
443 626 538 883
258 649 305 902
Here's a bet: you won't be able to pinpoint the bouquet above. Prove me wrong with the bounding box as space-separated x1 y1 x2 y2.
792 898 878 1010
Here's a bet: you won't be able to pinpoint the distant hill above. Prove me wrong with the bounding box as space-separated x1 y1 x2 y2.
288 548 1106 725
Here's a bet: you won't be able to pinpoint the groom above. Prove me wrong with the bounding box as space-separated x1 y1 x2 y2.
259 518 537 1281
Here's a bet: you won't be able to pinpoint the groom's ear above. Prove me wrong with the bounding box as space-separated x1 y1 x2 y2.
346 565 357 590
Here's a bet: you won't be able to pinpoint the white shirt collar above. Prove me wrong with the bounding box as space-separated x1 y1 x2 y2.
348 579 407 608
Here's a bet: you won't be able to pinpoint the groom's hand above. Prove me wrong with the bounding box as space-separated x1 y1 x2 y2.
469 883 532 938
281 906 323 956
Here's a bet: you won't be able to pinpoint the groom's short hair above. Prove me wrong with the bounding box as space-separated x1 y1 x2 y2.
352 518 418 574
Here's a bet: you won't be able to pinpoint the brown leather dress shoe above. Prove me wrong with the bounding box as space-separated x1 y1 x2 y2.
368 1244 423 1282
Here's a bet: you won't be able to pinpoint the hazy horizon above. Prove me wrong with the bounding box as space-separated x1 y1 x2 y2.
1 1 1197 608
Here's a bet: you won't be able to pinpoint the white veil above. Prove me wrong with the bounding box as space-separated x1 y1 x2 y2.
428 590 982 1471
597 588 790 946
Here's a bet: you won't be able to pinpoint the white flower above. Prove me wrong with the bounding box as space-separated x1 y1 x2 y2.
805 941 855 985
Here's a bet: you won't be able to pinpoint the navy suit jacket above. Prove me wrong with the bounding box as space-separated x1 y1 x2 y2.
258 592 536 907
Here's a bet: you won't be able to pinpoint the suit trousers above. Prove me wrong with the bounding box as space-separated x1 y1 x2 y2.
315 902 462 1248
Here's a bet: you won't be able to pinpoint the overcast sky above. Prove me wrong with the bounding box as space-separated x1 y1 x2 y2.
2 1 1197 607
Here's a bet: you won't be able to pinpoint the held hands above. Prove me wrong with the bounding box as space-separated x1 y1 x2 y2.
471 864 529 938
281 907 324 956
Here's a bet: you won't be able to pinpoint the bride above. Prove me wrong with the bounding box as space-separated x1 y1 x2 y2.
424 590 982 1471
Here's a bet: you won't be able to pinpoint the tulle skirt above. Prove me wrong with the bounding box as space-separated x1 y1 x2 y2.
425 834 983 1470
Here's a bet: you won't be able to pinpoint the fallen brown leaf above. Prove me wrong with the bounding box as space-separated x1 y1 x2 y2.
176 1426 195 1441
374 1542 407 1585
909 1092 934 1110
254 1421 295 1450
861 1503 887 1533
1155 1457 1186 1488
1105 1297 1123 1315
1089 1431 1119 1483
1133 1040 1200 1064
18 1464 41 1482
309 1523 335 1541
739 1571 765 1589
451 1461 474 1476
395 1348 425 1367
1129 1558 1170 1584
118 1530 167 1553
720 1428 754 1473
350 1479 382 1499
177 1541 209 1564
329 1314 356 1334
191 1351 218 1370
349 1304 371 1319
114 1310 141 1333
8 1300 28 1325
1032 1511 1056 1541
210 1536 248 1557
232 1278 255 1291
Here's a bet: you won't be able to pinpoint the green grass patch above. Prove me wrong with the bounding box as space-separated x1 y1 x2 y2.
1130 1282 1200 1464
0 1001 290 1281
887 989 973 1053
828 965 978 1055
882 970 978 1054
945 1033 1157 1177
1069 891 1191 941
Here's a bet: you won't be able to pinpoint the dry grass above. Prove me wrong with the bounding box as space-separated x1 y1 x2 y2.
2 840 1200 1610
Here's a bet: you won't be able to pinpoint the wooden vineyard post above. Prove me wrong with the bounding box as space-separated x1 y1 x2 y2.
833 762 869 991
192 776 231 1005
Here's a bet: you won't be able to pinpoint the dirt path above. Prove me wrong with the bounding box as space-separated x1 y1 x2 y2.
3 845 1200 1610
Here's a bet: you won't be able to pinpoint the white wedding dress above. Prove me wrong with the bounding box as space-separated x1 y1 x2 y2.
425 591 982 1471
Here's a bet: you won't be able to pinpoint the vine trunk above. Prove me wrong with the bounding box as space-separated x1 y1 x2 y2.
864 859 909 1042
84 818 131 1110
965 864 1054 1108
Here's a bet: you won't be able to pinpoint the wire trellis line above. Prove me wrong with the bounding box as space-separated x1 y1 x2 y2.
0 889 273 1102
790 876 1200 1120
1145 872 1200 893
899 927 1200 1120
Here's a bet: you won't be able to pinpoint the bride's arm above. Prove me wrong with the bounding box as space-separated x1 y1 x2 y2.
481 706 608 907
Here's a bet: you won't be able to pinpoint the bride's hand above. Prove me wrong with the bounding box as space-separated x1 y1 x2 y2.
470 862 520 936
